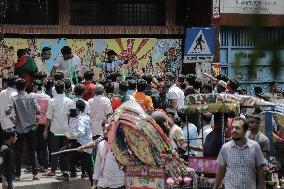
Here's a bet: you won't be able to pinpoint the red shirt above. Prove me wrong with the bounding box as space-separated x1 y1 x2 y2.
82 82 95 101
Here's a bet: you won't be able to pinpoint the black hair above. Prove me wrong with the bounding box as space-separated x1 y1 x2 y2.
229 78 240 91
165 108 175 118
76 99 86 112
42 47 51 53
192 78 202 90
177 109 186 123
45 77 54 90
177 74 185 83
106 50 117 57
64 79 72 91
232 117 249 131
105 82 114 94
202 113 212 123
72 74 82 85
6 74 18 87
61 46 72 55
54 72 64 81
173 117 182 126
128 80 137 90
2 128 17 141
17 49 26 58
137 79 147 92
201 83 213 93
84 70 94 81
33 79 43 91
106 73 120 82
142 75 153 85
55 80 65 94
74 84 85 96
15 78 26 91
254 87 262 94
35 72 47 80
119 81 128 93
185 74 197 85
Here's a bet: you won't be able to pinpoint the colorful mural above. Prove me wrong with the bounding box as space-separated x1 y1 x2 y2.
0 38 182 79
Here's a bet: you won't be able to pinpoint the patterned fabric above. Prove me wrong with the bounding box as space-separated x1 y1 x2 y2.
216 139 265 189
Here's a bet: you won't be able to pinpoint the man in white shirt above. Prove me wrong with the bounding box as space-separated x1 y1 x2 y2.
0 75 18 131
166 73 185 110
77 121 125 189
195 112 213 157
43 81 72 179
88 84 112 139
51 46 82 80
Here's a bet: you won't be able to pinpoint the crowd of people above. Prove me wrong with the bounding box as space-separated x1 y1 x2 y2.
0 45 280 189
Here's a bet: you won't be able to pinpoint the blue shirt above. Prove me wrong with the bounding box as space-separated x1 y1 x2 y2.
97 60 124 77
71 112 93 154
183 123 198 155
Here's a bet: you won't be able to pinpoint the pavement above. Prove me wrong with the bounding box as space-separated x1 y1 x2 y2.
11 169 90 189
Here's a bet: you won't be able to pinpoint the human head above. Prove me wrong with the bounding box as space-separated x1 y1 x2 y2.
137 79 147 92
128 80 137 91
106 50 117 62
164 72 175 84
35 72 48 85
175 74 185 87
84 70 94 81
95 84 104 95
6 74 18 88
231 117 249 141
254 87 262 96
268 81 277 93
61 46 72 60
165 108 176 119
240 89 247 95
105 82 114 94
247 115 261 132
151 111 170 135
157 81 168 94
64 79 72 92
54 71 65 81
17 49 27 58
119 81 128 93
45 77 54 90
33 79 43 92
228 78 239 92
2 128 17 144
76 99 86 113
74 84 85 97
202 112 212 124
42 47 51 60
15 78 26 91
55 80 65 94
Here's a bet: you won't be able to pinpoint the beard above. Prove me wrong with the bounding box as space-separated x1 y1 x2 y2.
232 136 241 141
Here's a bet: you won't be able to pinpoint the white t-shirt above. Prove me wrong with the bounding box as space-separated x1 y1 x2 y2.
54 54 82 78
167 84 185 110
169 124 185 149
0 88 17 130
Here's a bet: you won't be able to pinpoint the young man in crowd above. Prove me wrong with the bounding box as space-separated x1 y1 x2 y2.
88 84 112 140
31 80 51 172
82 70 95 101
132 79 154 115
43 81 72 180
247 115 270 160
0 128 17 189
34 47 51 76
0 75 18 141
51 46 82 79
65 100 94 187
166 73 185 111
77 120 125 189
213 117 266 189
5 78 41 181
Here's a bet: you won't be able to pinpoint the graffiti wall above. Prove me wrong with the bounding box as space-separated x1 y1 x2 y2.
0 38 182 79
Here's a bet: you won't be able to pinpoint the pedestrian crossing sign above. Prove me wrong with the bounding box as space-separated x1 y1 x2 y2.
184 27 216 63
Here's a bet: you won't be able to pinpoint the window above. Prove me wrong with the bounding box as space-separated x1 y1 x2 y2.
70 0 165 26
175 0 190 26
2 0 58 25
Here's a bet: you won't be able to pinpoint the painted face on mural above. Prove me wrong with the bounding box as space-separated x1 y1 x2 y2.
107 54 116 63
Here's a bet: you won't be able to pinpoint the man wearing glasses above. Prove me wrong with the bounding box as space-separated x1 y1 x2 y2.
34 47 51 76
